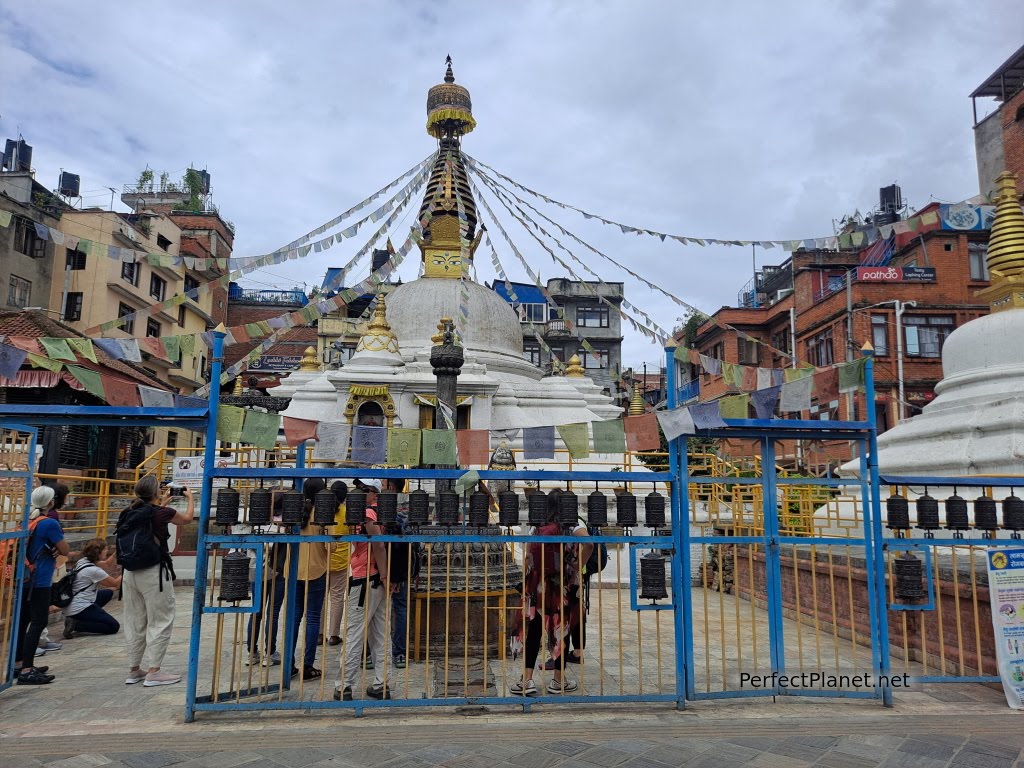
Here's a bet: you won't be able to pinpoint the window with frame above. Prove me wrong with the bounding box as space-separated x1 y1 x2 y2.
806 327 834 367
157 234 173 251
771 329 792 356
7 275 31 308
64 292 83 322
184 274 199 295
177 305 187 327
580 348 608 369
118 302 136 334
904 315 954 358
166 431 178 450
969 243 989 281
519 303 546 323
738 338 759 365
149 274 166 302
65 249 87 270
121 261 140 286
576 306 609 328
871 315 889 357
13 217 45 258
523 341 542 366
146 318 161 338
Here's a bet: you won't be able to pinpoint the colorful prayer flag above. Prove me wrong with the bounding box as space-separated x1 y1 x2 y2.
656 407 695 441
239 410 281 450
66 366 104 398
456 429 490 465
719 394 750 420
101 376 142 407
780 375 813 412
312 422 350 460
350 426 387 464
592 419 626 454
689 402 727 429
522 426 555 460
422 429 458 465
751 386 781 420
838 357 869 393
0 343 27 379
66 338 97 364
624 414 660 451
283 417 319 447
216 405 246 442
138 385 175 408
39 338 75 361
557 423 590 459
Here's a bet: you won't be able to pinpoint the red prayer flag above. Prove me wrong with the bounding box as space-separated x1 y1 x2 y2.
456 429 490 466
102 375 141 407
813 367 840 404
741 366 758 392
231 325 251 344
6 336 41 355
688 348 701 365
140 337 165 359
624 414 660 451
283 417 319 446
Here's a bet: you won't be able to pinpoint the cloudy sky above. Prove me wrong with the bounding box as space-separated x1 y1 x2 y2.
3 1 1020 369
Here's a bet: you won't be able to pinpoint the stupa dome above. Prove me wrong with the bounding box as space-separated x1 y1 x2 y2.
385 278 523 359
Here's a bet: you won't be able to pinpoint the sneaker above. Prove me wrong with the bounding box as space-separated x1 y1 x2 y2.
125 669 147 685
393 654 406 669
17 669 54 685
510 678 538 697
328 635 342 646
63 616 77 640
365 684 391 700
245 653 261 667
546 678 578 694
333 686 353 701
542 657 565 671
262 651 281 667
37 641 62 653
143 670 182 687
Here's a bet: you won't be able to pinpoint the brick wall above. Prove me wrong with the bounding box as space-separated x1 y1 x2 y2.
1000 87 1024 186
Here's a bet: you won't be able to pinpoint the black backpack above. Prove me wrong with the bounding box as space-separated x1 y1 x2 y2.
50 561 89 609
115 504 175 586
580 517 609 574
386 517 422 585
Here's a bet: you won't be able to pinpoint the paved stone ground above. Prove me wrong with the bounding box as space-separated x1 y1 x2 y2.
3 588 1023 767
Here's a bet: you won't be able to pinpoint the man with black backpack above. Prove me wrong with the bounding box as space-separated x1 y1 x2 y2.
115 475 194 687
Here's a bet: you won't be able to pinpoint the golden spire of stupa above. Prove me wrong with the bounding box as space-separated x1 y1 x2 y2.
299 346 319 371
977 172 1024 312
355 295 400 354
628 382 646 416
565 354 585 377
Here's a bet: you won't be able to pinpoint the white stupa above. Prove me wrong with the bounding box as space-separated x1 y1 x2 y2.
846 171 1024 477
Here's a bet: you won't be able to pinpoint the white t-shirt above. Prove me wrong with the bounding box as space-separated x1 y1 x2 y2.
67 559 109 616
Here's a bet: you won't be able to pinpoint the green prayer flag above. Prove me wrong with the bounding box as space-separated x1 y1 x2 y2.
838 357 869 393
66 338 97 364
719 394 750 420
592 419 626 453
0 210 12 227
783 366 814 383
455 470 481 494
28 353 62 373
421 429 458 465
673 346 688 363
39 337 76 361
387 428 421 466
217 405 245 442
722 362 742 387
66 365 104 398
162 335 180 363
180 334 196 357
556 422 590 459
245 323 262 338
256 321 272 335
239 410 280 450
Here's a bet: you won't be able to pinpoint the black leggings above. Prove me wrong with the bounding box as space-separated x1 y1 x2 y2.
16 587 50 669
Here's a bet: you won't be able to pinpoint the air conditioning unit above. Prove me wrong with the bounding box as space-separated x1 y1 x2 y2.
774 288 794 303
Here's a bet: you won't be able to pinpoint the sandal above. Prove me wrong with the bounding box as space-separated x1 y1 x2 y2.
302 665 322 680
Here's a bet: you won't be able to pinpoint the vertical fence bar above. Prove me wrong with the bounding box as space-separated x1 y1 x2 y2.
665 346 689 707
761 437 784 692
185 331 224 722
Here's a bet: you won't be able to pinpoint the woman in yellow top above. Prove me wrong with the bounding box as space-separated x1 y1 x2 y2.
286 478 329 680
324 481 350 646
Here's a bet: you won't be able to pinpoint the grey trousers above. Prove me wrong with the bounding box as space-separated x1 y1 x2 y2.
338 580 388 690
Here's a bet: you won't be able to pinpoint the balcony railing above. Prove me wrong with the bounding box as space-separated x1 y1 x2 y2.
677 379 700 404
544 319 571 337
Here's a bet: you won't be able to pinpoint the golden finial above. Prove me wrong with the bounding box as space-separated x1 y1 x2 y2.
299 346 319 371
628 382 646 416
977 172 1024 312
566 354 585 378
354 295 400 354
366 295 395 337
232 377 243 396
431 319 446 344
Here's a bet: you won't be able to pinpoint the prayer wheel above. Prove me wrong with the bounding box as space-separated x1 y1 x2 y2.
377 491 398 527
408 488 430 527
215 487 240 527
645 491 666 528
893 553 924 602
974 495 998 533
345 490 367 527
247 488 272 527
885 493 910 533
437 490 460 526
587 490 608 527
1003 493 1024 537
498 490 519 527
313 489 337 528
468 490 489 526
915 493 939 536
527 492 547 526
281 490 305 526
639 552 668 601
218 550 251 602
617 491 638 528
944 493 969 536
558 491 578 527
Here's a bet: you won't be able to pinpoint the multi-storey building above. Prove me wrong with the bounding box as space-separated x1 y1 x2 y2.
0 170 62 313
224 283 315 389
971 44 1024 198
490 278 624 396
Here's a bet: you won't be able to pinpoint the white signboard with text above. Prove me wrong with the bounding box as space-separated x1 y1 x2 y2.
987 547 1024 710
171 455 234 489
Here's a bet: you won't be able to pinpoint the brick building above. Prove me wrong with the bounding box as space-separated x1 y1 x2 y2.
971 44 1024 198
224 284 315 389
685 205 993 468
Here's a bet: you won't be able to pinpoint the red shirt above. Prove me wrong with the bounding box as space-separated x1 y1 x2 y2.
349 507 378 579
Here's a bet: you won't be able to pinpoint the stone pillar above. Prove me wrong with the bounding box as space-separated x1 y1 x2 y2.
429 317 463 497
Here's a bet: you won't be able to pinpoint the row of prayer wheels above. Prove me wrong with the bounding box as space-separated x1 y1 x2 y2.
886 491 1024 539
212 486 670 529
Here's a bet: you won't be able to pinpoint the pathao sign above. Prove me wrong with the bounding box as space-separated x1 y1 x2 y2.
857 266 936 283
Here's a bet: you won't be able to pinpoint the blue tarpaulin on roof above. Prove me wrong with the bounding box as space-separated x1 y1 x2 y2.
490 281 546 305
321 268 344 290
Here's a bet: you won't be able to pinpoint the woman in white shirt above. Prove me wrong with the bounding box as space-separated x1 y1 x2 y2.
64 539 123 638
